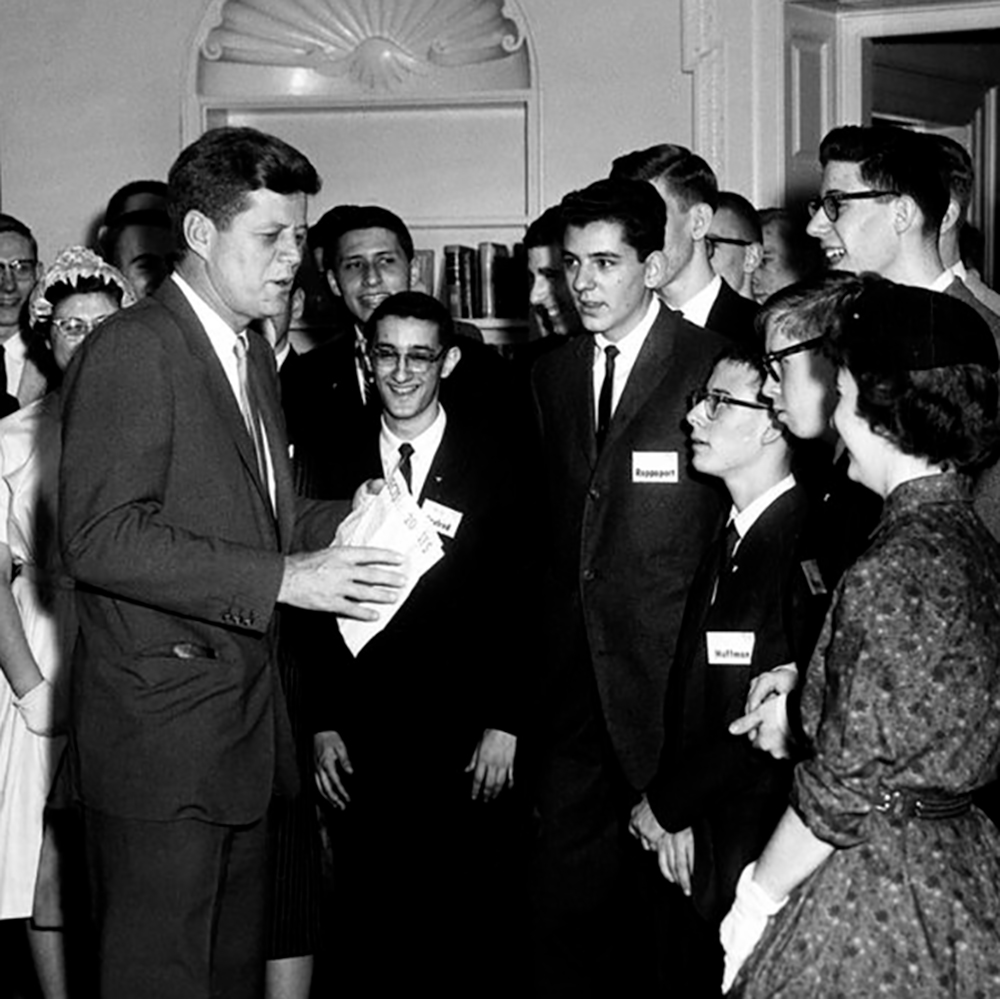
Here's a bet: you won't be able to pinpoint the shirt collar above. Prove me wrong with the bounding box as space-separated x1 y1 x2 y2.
678 273 722 328
379 403 448 497
729 473 796 542
594 296 660 361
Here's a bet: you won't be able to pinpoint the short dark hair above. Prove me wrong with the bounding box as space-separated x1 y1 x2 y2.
713 340 769 390
756 271 867 346
610 143 719 211
818 125 948 235
715 191 763 243
525 205 564 250
930 134 974 224
311 204 414 272
560 178 666 262
0 214 38 260
167 127 321 254
365 290 455 349
100 180 172 261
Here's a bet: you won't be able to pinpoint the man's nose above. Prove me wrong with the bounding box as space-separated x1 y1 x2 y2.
529 275 548 307
0 265 16 291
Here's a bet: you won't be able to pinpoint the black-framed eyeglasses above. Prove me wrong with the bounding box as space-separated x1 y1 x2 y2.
0 259 36 281
761 334 827 382
692 389 772 421
369 345 447 374
705 235 753 260
807 190 900 223
51 315 115 338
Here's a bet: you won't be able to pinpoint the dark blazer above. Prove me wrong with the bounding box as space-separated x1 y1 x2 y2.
531 302 729 789
313 412 535 773
646 483 814 924
59 278 342 825
705 278 760 344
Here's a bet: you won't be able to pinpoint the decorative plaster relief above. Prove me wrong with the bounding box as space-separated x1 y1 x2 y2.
201 0 527 92
681 0 725 172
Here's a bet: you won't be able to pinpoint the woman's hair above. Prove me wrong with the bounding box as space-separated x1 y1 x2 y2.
754 270 867 345
831 280 1000 474
42 274 127 313
841 359 1000 475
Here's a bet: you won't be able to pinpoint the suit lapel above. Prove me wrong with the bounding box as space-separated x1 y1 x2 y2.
565 334 600 470
153 282 278 532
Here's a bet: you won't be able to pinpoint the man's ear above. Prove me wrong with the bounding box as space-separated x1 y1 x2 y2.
761 418 785 446
690 203 714 241
744 242 764 274
940 197 962 238
182 210 215 263
441 344 462 379
408 256 421 291
291 287 306 324
643 249 668 289
892 194 922 235
325 269 343 299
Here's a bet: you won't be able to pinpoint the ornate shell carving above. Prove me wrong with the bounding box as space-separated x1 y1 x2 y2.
202 0 526 91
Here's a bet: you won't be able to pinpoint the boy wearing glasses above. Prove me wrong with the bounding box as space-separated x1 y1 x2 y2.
630 343 814 996
311 290 532 994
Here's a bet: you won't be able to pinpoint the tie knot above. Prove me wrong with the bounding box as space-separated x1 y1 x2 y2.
233 333 249 360
399 442 414 461
605 345 619 361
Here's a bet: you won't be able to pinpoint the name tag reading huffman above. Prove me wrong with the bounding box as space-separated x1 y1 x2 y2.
706 631 755 666
632 451 679 484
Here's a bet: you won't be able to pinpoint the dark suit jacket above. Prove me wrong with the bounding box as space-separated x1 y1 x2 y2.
531 303 729 789
59 278 342 825
646 484 815 924
705 279 760 345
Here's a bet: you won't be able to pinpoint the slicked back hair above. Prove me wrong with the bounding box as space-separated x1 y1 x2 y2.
610 143 719 211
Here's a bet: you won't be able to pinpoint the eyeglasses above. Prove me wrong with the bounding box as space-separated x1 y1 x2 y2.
51 315 115 338
806 190 900 223
692 389 772 420
761 334 828 382
0 259 37 281
705 235 753 259
369 345 447 374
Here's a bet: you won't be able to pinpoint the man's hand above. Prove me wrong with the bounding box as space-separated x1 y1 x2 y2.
279 546 406 618
314 730 353 809
352 478 385 510
745 663 797 713
629 795 668 852
729 692 792 760
466 728 516 801
657 827 695 895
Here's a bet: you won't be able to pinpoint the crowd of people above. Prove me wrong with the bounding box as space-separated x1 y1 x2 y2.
0 121 998 999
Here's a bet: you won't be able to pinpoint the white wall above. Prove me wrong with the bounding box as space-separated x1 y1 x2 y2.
0 0 705 262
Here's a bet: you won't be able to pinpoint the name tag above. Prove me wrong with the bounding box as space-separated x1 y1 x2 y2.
800 559 828 596
632 451 679 484
422 499 464 539
706 631 755 666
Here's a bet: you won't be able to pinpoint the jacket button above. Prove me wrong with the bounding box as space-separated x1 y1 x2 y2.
588 486 601 501
582 568 595 582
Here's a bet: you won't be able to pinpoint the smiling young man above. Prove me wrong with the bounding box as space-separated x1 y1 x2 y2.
630 346 812 996
528 178 729 995
58 127 406 999
311 291 534 994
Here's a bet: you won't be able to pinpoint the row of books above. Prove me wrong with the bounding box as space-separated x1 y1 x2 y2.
413 243 527 320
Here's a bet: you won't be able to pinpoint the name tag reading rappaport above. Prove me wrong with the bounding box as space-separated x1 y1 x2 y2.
631 451 679 484
421 499 464 539
706 631 756 666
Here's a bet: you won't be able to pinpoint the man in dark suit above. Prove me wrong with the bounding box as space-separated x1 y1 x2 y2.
528 178 729 996
707 191 764 302
58 126 405 999
610 144 759 343
311 291 534 995
630 345 815 996
286 205 518 500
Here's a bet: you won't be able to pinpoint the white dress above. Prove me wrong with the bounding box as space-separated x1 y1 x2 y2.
0 395 75 919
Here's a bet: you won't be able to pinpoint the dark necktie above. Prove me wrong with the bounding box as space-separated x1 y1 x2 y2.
0 344 18 417
233 333 269 490
711 521 740 605
398 442 415 493
596 345 619 451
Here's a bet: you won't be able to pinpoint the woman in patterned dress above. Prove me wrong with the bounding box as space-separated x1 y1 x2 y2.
0 248 134 998
720 280 1000 998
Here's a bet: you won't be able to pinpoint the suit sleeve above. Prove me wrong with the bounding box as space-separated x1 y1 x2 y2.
59 314 285 633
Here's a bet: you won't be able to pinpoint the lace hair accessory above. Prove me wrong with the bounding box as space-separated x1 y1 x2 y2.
29 245 137 328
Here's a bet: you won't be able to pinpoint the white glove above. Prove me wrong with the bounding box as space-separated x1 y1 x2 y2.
720 862 787 993
13 677 56 736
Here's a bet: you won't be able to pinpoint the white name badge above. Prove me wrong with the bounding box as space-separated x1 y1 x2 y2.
632 451 679 484
706 631 755 666
421 499 464 539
